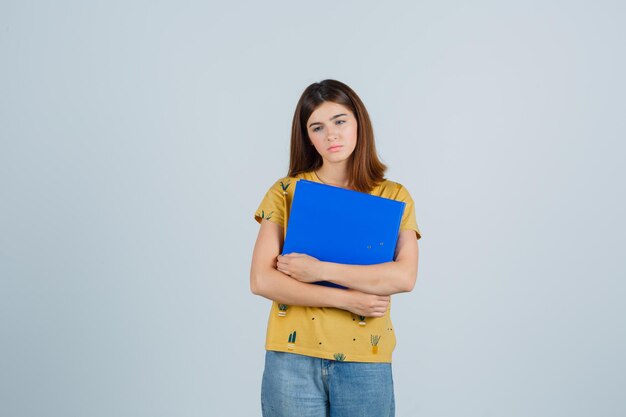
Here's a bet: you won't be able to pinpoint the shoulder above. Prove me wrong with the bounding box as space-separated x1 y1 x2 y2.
376 178 413 201
267 171 315 194
255 176 298 225
266 175 299 196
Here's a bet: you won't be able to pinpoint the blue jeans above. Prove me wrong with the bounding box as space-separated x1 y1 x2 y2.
261 350 395 417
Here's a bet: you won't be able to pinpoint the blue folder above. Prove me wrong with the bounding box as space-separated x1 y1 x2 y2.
282 179 406 289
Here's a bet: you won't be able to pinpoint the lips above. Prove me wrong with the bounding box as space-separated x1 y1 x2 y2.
327 145 343 151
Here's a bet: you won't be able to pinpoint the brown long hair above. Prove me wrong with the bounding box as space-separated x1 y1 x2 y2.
287 79 387 193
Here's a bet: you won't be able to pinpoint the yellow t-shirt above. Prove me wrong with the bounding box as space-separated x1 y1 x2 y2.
253 170 421 363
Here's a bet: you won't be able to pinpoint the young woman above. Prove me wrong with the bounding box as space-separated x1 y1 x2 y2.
250 79 421 417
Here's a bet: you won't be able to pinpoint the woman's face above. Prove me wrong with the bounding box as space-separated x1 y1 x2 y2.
306 101 358 164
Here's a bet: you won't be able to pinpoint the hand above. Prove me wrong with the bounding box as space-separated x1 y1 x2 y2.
343 289 390 318
276 253 323 283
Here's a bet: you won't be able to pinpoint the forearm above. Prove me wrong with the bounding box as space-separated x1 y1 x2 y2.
252 266 350 309
320 260 414 296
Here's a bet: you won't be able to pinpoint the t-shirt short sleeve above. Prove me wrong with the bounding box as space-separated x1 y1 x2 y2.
254 178 287 227
396 184 422 240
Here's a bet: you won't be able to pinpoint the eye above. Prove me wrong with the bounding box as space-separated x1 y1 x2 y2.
312 126 322 132
336 119 346 125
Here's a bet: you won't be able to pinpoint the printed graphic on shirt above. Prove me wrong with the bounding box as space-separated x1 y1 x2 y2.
333 353 346 361
287 330 297 350
371 335 381 354
277 304 289 317
260 210 274 221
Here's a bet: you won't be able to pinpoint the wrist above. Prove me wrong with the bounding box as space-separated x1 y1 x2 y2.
316 260 329 282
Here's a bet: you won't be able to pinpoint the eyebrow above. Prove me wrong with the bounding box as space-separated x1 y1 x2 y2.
308 113 348 128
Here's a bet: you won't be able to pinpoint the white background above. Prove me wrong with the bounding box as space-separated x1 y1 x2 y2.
1 1 625 416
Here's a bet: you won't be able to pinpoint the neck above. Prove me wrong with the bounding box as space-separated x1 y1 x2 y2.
314 165 350 188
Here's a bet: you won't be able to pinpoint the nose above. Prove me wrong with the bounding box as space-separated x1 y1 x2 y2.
326 124 339 141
